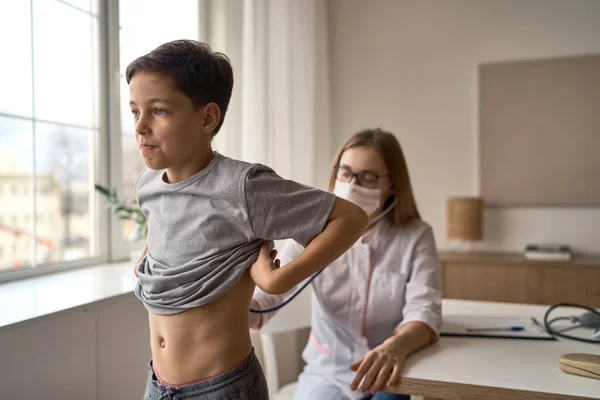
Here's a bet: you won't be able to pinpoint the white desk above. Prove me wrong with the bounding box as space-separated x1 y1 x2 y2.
391 299 600 400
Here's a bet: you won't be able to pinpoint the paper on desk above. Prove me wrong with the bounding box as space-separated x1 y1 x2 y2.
441 315 555 340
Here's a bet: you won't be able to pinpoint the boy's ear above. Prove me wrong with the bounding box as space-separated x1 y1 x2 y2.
200 102 221 135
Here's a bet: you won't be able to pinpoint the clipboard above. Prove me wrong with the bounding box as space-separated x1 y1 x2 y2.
441 315 556 341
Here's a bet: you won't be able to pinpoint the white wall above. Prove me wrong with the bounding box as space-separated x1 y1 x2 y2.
328 0 600 254
0 294 150 400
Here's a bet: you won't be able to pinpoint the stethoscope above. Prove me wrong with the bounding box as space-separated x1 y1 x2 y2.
249 199 397 314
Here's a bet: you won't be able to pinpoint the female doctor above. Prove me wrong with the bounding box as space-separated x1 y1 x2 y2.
249 128 442 400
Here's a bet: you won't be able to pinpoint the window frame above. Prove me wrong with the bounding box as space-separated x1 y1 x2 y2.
0 0 210 284
0 0 115 283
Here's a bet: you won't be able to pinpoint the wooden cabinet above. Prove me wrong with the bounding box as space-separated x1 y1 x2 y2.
439 251 600 307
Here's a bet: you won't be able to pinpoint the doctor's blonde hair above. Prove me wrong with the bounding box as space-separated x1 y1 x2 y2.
328 128 421 225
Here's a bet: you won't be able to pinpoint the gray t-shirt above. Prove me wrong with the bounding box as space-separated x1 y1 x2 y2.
133 152 336 315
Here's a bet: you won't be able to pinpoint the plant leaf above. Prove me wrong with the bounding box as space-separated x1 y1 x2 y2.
133 209 146 221
94 184 111 198
115 205 133 214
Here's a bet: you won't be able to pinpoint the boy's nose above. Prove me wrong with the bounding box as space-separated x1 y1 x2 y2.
136 127 149 135
135 119 150 135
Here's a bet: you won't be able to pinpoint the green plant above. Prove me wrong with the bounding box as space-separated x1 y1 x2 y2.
94 184 147 242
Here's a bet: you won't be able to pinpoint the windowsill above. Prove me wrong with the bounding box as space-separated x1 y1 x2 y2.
0 261 138 330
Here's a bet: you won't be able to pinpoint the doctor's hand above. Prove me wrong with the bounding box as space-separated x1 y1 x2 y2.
349 342 407 394
249 240 281 294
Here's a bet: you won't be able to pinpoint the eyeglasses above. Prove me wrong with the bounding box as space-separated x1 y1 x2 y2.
334 165 389 189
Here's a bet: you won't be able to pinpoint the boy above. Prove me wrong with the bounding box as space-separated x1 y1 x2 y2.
128 40 368 399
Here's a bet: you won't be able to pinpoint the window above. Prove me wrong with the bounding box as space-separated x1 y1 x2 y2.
0 0 101 273
0 0 207 281
118 0 200 243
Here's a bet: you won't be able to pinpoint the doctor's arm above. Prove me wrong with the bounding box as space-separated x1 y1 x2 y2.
350 226 442 393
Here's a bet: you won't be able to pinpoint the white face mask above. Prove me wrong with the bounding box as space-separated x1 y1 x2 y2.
333 180 382 216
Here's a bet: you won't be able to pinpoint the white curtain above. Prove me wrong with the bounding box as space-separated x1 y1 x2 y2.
208 0 333 189
204 4 331 393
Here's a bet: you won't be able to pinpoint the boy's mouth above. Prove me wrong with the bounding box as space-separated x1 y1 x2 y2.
141 144 157 152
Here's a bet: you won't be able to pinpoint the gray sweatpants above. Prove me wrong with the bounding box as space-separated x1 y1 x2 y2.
144 350 269 400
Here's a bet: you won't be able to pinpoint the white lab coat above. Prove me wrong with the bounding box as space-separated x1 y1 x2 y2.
252 218 443 400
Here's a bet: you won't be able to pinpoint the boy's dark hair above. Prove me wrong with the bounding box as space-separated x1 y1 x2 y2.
126 40 234 136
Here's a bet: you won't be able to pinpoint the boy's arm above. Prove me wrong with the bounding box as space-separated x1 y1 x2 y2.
251 197 368 294
134 243 148 277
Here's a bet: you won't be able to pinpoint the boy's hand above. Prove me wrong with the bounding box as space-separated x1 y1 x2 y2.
250 240 281 294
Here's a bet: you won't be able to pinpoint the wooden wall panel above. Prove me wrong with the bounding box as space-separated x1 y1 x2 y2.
480 54 600 206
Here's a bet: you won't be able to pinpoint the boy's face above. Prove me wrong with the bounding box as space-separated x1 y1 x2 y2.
129 71 216 175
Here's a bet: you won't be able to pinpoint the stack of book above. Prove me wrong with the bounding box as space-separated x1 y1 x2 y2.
524 244 573 261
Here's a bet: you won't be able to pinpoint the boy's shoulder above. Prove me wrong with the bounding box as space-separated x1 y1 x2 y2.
217 153 273 174
135 168 162 193
134 153 275 194
216 154 278 186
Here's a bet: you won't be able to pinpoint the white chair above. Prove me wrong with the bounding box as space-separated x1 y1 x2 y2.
251 327 309 400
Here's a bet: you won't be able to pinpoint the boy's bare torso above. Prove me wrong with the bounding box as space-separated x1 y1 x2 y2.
148 270 256 385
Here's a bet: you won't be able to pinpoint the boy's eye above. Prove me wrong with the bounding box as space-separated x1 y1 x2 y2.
131 110 140 118
154 108 168 115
